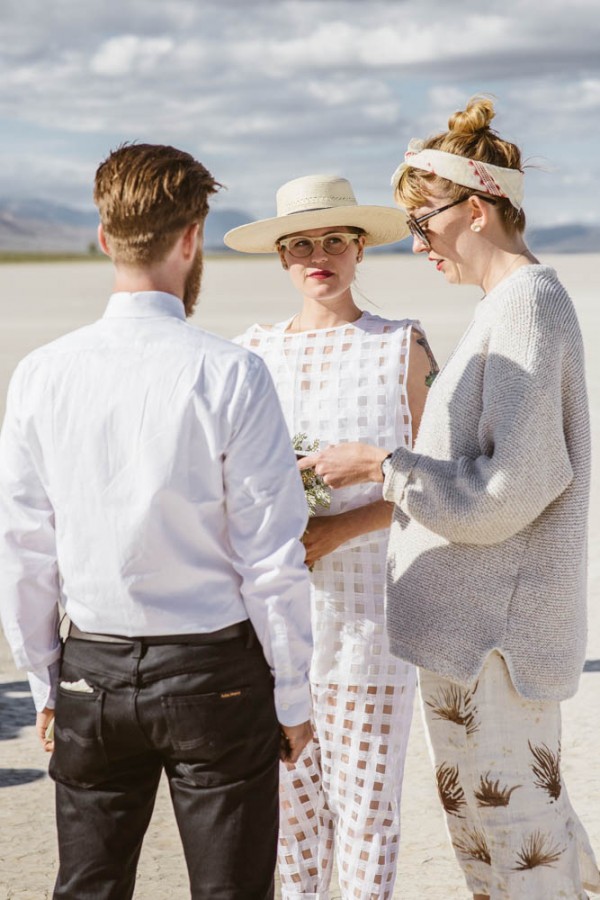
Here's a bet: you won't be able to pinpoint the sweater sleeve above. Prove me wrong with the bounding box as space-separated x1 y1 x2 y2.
383 288 575 545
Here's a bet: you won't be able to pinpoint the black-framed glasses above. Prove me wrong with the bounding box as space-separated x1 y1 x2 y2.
407 195 497 249
278 232 360 258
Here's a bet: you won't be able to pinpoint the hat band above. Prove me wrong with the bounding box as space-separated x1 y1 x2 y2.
286 206 333 215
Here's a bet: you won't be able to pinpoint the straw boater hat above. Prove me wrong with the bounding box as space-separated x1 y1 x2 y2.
223 174 409 253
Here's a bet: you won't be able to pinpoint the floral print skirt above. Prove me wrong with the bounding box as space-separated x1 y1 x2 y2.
419 651 600 899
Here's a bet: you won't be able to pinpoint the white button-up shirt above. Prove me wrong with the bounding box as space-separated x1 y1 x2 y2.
0 291 313 725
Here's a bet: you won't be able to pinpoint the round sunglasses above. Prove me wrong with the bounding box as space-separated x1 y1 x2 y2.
278 232 361 258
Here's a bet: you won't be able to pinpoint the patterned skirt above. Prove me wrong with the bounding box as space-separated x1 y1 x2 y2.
419 650 600 899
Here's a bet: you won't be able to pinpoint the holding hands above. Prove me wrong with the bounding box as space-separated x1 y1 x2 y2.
297 448 395 567
280 721 313 768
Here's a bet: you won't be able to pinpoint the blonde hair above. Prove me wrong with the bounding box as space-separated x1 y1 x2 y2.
395 96 526 234
94 144 220 266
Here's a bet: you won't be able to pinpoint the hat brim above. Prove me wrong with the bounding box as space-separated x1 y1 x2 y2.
223 205 409 253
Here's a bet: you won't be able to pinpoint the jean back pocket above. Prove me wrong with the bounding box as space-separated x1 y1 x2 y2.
49 683 110 788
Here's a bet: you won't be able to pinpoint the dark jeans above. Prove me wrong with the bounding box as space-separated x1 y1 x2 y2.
49 629 280 900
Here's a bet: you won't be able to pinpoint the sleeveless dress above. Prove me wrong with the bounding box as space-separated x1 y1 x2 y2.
236 311 419 900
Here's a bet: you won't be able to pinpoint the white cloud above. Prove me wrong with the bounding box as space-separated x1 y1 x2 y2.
0 0 599 226
520 79 600 114
91 36 175 77
0 150 94 208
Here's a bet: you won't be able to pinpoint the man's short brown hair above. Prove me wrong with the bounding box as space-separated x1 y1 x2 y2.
94 143 220 266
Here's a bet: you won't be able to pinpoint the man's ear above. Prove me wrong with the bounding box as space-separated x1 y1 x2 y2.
97 224 111 257
181 222 201 260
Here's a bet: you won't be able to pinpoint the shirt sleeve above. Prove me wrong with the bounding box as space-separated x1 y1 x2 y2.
28 660 61 712
383 293 575 545
223 354 313 726
0 365 62 711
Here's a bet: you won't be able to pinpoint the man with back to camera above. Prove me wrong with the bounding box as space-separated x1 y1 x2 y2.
0 143 313 899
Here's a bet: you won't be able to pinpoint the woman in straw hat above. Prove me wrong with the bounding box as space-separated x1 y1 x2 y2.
225 174 438 899
300 98 600 899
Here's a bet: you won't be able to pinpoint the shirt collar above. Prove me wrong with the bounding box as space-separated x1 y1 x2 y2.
103 291 186 320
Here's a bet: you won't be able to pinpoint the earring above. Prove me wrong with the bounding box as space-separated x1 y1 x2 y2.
471 223 482 233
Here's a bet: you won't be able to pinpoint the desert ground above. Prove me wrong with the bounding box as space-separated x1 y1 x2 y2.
0 254 598 899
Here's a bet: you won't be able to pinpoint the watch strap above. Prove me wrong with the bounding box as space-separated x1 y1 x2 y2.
381 452 393 479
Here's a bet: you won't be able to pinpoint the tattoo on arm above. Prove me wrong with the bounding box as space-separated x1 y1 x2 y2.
417 335 439 387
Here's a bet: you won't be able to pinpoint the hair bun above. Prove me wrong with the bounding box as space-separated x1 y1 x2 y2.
448 96 495 135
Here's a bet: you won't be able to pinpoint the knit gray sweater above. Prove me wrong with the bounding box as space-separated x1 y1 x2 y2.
383 265 590 701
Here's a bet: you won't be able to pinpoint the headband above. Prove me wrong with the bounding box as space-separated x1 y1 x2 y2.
391 139 524 210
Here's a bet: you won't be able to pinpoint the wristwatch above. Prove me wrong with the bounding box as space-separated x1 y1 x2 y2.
381 452 393 480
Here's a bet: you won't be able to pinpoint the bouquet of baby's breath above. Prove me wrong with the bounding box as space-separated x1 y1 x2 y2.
293 433 331 517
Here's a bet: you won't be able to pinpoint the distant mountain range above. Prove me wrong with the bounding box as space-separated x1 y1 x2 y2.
0 199 100 253
527 224 600 254
0 198 252 254
0 198 598 255
366 223 600 254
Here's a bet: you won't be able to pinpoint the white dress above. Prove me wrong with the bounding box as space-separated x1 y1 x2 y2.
236 311 419 900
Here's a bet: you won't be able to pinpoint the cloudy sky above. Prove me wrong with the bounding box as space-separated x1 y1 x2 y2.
1 0 599 228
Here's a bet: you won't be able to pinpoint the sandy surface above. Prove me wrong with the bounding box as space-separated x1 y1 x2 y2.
0 255 598 899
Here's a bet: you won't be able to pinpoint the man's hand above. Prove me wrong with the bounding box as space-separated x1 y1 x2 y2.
280 720 313 768
36 707 55 753
298 443 390 489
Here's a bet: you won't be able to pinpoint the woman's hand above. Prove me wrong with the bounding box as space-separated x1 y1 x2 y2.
302 500 393 567
302 515 348 568
299 442 389 489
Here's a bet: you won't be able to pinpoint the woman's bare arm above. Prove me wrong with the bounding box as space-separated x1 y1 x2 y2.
302 499 392 567
406 328 438 444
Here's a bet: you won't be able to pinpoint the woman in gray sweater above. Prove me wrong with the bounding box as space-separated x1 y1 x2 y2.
301 97 600 899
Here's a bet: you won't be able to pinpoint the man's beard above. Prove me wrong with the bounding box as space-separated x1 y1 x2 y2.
183 248 203 317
